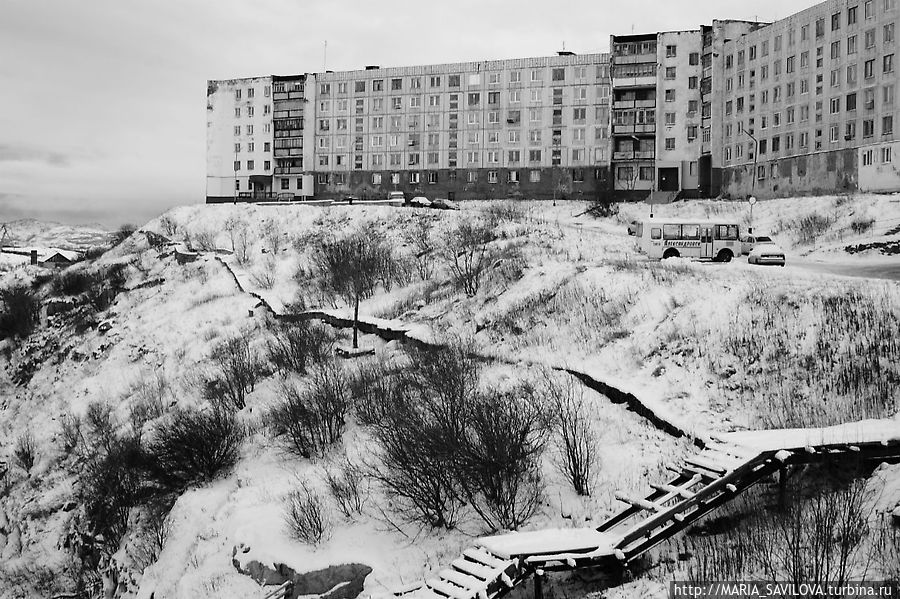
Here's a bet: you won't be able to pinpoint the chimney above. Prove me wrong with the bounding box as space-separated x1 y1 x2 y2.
30 250 38 265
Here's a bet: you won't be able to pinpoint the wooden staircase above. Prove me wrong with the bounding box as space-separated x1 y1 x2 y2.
394 420 900 599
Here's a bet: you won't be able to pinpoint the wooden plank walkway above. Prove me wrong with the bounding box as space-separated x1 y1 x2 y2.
394 419 900 599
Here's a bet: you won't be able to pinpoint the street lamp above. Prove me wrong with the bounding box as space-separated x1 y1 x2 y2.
741 128 759 194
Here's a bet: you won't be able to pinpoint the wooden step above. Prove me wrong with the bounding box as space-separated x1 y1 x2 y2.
615 491 665 512
462 548 508 570
649 481 696 499
450 558 494 581
427 577 471 599
439 569 485 591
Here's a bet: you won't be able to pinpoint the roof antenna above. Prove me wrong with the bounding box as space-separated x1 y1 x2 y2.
323 40 327 72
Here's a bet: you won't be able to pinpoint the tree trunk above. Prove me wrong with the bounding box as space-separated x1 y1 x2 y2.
353 297 359 349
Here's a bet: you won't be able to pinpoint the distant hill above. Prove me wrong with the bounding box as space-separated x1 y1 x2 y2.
2 218 111 251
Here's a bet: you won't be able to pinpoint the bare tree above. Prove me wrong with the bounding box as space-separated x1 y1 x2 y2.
440 219 494 296
225 216 251 264
313 229 396 348
545 375 600 496
403 216 435 280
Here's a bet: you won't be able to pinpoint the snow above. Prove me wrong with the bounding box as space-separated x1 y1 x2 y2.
476 528 617 559
722 416 900 451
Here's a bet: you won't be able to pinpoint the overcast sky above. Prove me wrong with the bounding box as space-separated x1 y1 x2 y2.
1 0 813 228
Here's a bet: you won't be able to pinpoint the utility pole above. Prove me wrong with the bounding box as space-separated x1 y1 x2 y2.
741 128 759 194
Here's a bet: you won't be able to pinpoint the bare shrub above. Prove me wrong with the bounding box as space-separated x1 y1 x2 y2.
588 188 619 218
285 482 332 545
160 215 178 237
440 219 495 296
796 213 835 245
324 459 368 518
145 406 245 492
128 513 170 573
250 255 277 290
193 229 217 251
683 476 873 586
261 218 285 254
209 333 263 410
346 356 401 426
314 228 398 348
225 216 252 265
404 215 435 280
872 515 900 580
266 320 335 377
482 201 527 227
457 385 547 531
14 431 36 472
129 371 171 433
271 362 349 458
546 375 599 496
60 412 84 455
112 224 137 246
81 434 145 549
0 284 40 339
850 215 876 235
84 401 117 453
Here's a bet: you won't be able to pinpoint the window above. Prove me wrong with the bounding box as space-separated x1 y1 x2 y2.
467 171 477 183
233 160 240 171
883 115 894 134
448 74 460 87
467 92 480 106
846 120 857 139
883 146 893 162
531 69 542 81
234 107 241 118
887 22 897 43
816 17 826 38
688 76 698 89
864 118 875 136
666 44 677 57
687 125 698 140
666 66 676 79
428 171 438 184
510 71 521 83
866 0 874 18
866 59 875 78
833 12 841 30
849 5 858 24
886 83 895 104
863 148 874 165
848 63 859 84
373 79 384 92
665 89 675 102
409 95 421 108
529 170 541 183
508 150 521 163
665 137 675 150
529 149 542 162
247 160 255 171
552 67 565 81
886 54 895 72
246 124 253 135
831 97 841 113
391 78 402 90
665 112 676 125
866 28 876 47
689 52 700 65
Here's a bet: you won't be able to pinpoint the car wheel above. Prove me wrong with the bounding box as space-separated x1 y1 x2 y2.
716 249 733 263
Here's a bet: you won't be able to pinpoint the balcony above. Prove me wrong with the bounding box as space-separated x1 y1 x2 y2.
274 166 304 175
612 150 656 160
612 74 657 88
612 123 656 134
274 148 303 158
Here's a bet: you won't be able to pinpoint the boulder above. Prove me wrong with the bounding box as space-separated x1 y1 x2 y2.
232 547 372 599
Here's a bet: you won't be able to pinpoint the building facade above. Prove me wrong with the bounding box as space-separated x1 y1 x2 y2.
719 0 900 198
206 0 900 203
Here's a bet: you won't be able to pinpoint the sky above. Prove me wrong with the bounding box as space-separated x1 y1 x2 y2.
0 0 815 229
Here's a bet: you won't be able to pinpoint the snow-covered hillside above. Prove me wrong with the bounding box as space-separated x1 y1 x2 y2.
0 197 897 599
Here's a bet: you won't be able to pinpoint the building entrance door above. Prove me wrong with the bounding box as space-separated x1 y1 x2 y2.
658 167 679 192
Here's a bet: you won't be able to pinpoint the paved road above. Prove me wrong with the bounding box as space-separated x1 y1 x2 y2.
789 259 900 282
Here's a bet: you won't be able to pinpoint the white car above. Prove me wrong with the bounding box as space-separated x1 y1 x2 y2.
741 234 775 255
748 241 786 266
409 196 431 207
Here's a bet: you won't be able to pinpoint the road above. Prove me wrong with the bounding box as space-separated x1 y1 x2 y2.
789 258 900 282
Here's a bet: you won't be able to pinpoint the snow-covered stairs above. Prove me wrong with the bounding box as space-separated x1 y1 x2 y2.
398 547 520 599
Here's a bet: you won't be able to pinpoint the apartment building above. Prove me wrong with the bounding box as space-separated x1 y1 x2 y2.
720 0 900 197
310 53 611 200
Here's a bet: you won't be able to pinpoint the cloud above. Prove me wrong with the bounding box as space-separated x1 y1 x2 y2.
0 144 71 167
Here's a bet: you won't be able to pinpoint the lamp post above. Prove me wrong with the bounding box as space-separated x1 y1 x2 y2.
741 128 759 193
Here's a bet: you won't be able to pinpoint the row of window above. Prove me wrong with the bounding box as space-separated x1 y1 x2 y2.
234 85 271 100
315 87 611 114
233 160 272 171
317 66 611 96
747 145 892 181
725 0 898 68
234 142 271 153
723 115 894 162
726 81 896 119
314 147 603 168
316 128 606 149
315 167 603 187
316 107 607 130
233 105 272 118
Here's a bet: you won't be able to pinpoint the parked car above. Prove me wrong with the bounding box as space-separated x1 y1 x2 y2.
387 191 405 203
627 220 639 236
431 198 459 210
741 234 775 255
409 196 431 207
747 241 786 266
